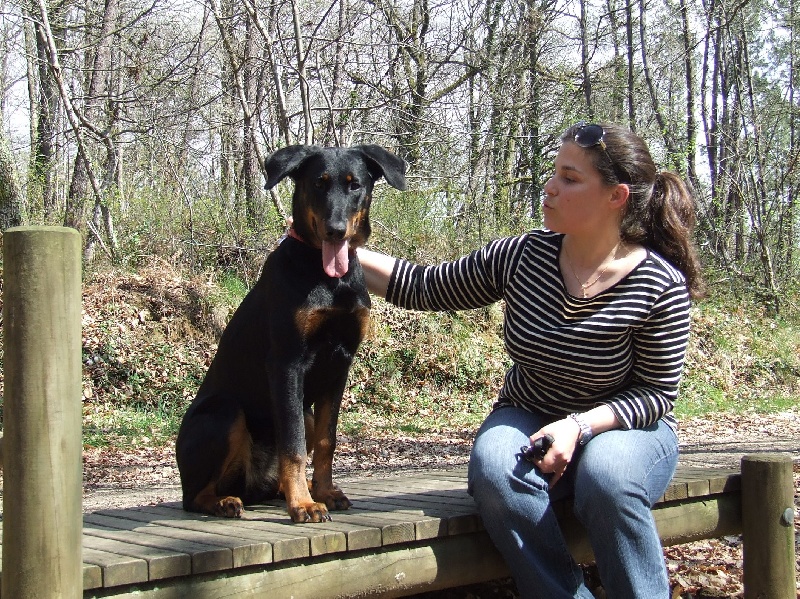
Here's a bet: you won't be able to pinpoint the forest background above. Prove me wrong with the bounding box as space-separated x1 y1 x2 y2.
0 0 798 446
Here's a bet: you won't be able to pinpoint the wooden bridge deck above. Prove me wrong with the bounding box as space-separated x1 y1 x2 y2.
0 464 742 598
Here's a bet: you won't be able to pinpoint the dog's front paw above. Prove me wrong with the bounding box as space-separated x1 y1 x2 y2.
214 496 244 518
289 501 332 523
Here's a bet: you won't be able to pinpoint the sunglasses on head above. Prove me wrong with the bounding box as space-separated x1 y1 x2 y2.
571 121 629 183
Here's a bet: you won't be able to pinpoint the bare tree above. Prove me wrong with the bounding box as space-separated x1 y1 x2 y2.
28 0 62 218
64 0 121 254
0 128 22 229
32 0 116 256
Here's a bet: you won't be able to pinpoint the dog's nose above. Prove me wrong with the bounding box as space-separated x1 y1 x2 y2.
325 224 347 241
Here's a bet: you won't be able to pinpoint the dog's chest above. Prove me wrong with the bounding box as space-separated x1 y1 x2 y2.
293 302 370 353
292 281 370 349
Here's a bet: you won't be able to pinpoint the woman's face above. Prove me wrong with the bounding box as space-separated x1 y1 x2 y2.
542 142 621 236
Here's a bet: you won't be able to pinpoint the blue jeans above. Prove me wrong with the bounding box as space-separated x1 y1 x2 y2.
468 406 679 599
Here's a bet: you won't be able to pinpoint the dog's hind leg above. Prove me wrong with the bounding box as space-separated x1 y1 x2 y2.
176 408 252 517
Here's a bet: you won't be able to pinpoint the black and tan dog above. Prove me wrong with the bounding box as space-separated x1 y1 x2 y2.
176 145 406 522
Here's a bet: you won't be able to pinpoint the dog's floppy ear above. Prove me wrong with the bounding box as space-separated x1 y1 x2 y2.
264 145 319 190
354 145 408 191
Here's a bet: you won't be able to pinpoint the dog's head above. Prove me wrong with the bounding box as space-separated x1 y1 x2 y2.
265 145 407 278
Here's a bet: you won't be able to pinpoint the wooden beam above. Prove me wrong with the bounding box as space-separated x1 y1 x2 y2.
85 532 510 598
2 227 83 598
741 453 796 599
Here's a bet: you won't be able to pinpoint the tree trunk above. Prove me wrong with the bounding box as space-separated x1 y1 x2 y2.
625 0 635 128
580 0 592 113
30 12 60 218
243 13 260 226
0 129 23 229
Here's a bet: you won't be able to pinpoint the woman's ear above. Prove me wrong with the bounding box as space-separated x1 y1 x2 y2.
610 183 630 209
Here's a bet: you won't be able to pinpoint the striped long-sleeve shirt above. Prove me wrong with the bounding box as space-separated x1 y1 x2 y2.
385 230 691 430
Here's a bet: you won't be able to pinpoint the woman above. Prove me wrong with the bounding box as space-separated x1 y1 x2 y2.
357 122 703 598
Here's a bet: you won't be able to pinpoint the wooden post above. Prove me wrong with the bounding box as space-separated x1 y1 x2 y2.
2 227 83 598
741 453 796 599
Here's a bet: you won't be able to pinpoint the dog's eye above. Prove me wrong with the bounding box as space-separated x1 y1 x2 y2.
349 181 361 191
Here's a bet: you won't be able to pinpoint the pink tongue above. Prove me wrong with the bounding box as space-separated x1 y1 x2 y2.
323 239 349 278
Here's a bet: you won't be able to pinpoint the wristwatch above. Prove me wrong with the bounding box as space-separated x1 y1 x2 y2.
569 413 593 445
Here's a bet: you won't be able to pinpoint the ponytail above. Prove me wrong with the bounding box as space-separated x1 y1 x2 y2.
636 172 705 299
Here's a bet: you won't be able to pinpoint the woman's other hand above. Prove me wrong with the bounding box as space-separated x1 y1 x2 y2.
528 418 582 486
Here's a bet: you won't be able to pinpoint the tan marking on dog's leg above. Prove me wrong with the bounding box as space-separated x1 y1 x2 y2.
310 400 351 511
187 412 250 518
279 453 330 522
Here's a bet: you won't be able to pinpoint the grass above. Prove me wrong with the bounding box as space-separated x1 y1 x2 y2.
83 400 188 449
678 296 800 418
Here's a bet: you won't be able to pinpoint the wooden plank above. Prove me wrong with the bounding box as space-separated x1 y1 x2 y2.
77 481 745 597
92 508 245 573
344 480 477 508
0 533 102 591
82 530 191 581
345 493 480 532
230 503 368 554
356 476 470 496
660 479 689 502
81 546 149 588
83 563 104 592
341 491 481 536
83 513 242 574
708 472 740 494
83 519 195 580
419 464 741 504
147 503 350 557
672 467 740 495
255 502 418 546
341 482 474 508
335 503 448 540
686 477 711 498
118 505 312 563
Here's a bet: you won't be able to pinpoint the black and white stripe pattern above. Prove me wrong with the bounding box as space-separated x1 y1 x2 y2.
386 230 691 430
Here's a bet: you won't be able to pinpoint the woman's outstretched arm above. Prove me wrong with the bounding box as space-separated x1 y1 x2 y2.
356 247 396 298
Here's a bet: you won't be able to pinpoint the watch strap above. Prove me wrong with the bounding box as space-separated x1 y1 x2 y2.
569 413 593 445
